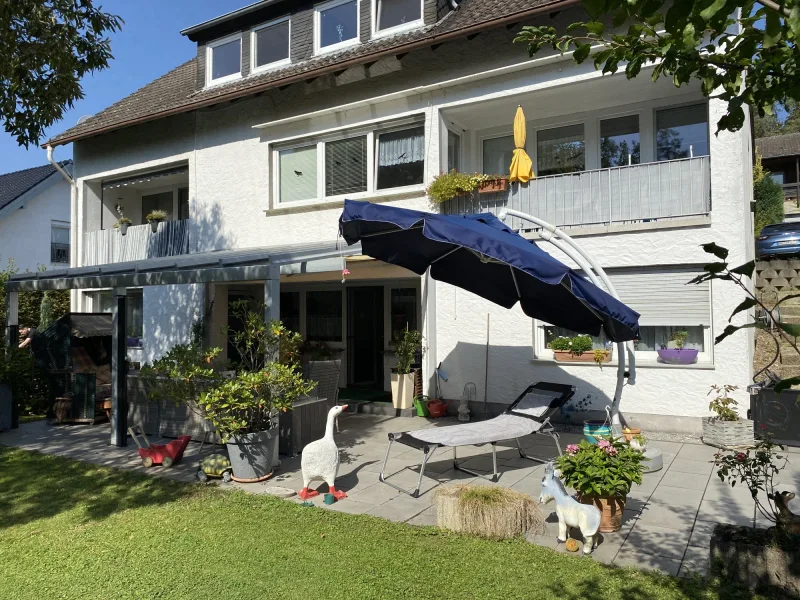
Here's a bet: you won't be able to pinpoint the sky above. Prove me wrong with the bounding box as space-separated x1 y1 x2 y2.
0 0 256 174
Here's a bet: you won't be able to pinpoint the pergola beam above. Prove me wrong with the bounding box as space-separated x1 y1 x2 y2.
110 288 127 447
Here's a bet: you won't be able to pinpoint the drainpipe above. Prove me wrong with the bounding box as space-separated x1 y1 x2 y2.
46 145 73 184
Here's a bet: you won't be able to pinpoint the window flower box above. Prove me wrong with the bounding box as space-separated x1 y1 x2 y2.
479 177 508 194
553 350 611 363
701 417 754 448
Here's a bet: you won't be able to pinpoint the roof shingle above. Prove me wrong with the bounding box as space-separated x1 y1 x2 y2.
756 133 800 160
0 161 71 212
47 0 575 146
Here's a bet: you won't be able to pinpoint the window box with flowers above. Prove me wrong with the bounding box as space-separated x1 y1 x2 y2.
548 334 612 364
559 438 645 532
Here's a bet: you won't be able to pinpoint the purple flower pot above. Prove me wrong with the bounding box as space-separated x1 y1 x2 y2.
656 348 698 365
127 336 141 348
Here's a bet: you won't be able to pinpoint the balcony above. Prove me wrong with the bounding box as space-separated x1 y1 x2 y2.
83 220 189 266
441 157 711 230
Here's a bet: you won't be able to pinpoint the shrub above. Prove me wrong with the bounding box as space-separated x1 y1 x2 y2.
558 437 645 498
707 384 740 421
754 171 784 235
549 334 593 355
394 329 424 374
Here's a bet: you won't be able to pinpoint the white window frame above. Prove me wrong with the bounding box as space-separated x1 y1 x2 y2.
273 116 425 208
250 16 291 74
479 131 514 176
206 33 243 87
372 0 424 38
597 111 642 168
653 101 710 160
314 0 361 55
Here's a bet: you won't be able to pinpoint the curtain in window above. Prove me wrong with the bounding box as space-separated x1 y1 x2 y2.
326 136 367 196
280 145 317 202
537 124 585 176
482 135 514 175
377 126 425 166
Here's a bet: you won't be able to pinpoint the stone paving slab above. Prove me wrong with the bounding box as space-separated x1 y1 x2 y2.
3 415 800 580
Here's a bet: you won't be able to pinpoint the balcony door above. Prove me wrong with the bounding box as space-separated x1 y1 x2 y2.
141 191 173 223
347 286 384 389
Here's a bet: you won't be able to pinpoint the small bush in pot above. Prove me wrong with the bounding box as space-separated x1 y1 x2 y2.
391 329 424 410
145 209 168 233
557 437 645 532
549 334 604 362
426 170 505 205
702 384 754 448
656 329 699 364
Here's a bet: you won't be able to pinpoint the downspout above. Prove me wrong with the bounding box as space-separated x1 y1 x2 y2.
46 145 73 184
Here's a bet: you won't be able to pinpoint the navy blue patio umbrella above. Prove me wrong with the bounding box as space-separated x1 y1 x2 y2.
339 200 640 342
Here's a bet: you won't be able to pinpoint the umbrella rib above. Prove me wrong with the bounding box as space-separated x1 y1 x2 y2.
509 266 522 300
431 246 462 264
360 224 423 238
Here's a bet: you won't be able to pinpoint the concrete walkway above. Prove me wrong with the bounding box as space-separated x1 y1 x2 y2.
2 414 799 578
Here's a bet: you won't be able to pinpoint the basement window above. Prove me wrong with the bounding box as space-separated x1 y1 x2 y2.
207 34 242 85
375 0 423 35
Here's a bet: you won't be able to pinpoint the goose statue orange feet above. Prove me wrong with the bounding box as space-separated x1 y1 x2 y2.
298 405 348 501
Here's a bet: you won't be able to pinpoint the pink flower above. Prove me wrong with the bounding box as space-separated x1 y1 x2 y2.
736 452 746 462
342 268 351 276
566 444 579 455
603 446 618 456
597 439 611 449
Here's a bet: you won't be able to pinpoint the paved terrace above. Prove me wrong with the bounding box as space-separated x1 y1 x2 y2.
2 414 799 578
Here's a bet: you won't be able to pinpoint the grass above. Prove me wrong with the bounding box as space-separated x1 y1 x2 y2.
18 414 46 424
0 447 772 600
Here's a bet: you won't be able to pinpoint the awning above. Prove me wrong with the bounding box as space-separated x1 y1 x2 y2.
102 166 188 190
70 314 113 338
5 240 362 292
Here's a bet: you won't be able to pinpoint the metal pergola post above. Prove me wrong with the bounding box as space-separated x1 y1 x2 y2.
110 287 127 447
4 290 19 429
499 209 637 436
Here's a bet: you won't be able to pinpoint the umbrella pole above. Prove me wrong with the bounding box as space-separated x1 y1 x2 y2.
482 313 490 419
498 209 636 436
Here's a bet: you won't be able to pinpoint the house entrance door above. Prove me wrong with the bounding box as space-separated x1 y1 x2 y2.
347 286 384 389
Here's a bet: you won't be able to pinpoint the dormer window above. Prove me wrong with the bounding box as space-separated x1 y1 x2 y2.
374 0 422 35
252 17 290 72
315 0 360 54
207 34 242 85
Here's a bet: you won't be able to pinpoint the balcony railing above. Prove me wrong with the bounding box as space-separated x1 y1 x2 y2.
51 243 70 264
83 220 190 267
442 156 711 230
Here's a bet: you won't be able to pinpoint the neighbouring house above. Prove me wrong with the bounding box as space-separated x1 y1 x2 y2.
30 0 753 433
0 162 72 274
756 133 800 219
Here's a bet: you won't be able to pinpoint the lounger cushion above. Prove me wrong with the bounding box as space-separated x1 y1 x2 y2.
509 388 565 419
397 414 543 447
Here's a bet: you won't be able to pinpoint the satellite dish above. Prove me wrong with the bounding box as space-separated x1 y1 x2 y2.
77 115 93 124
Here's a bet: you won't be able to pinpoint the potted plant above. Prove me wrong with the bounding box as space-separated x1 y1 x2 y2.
558 437 645 532
711 436 799 594
114 217 132 235
426 171 505 205
702 384 754 448
200 365 314 482
622 425 642 442
549 334 610 363
630 433 647 451
656 330 698 364
145 209 168 233
391 329 423 410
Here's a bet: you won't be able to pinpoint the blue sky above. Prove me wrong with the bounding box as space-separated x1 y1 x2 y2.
1 0 255 173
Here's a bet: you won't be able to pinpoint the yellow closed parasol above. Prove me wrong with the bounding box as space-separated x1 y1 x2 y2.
509 105 534 183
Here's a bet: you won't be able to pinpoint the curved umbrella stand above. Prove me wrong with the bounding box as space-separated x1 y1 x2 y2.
499 208 635 435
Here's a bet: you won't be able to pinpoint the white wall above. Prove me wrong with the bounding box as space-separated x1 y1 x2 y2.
0 175 71 274
69 14 754 419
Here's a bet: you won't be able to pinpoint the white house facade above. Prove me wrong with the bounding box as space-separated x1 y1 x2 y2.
49 0 755 432
0 162 72 275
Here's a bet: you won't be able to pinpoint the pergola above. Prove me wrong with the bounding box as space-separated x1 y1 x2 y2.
3 240 361 446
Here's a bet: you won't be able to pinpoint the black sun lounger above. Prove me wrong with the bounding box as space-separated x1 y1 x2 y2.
379 381 575 497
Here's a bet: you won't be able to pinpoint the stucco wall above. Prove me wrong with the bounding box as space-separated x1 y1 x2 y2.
0 176 71 274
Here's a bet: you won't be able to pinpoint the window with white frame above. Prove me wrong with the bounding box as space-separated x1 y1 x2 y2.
656 104 709 160
51 222 70 264
374 0 422 34
600 115 640 168
206 35 242 85
316 0 359 53
447 129 461 172
536 268 712 362
275 119 425 205
252 17 290 71
537 124 585 176
482 135 514 175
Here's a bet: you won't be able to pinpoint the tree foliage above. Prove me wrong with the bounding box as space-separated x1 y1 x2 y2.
754 168 785 234
754 100 800 138
0 1 122 147
515 0 800 133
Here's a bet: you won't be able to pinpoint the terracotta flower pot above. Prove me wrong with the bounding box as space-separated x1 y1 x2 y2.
478 178 508 193
579 494 627 533
622 427 642 441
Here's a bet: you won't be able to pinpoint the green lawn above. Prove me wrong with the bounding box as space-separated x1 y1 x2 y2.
0 447 764 600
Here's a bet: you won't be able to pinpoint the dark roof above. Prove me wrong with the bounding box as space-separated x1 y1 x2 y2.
756 133 800 159
0 161 72 212
47 0 576 147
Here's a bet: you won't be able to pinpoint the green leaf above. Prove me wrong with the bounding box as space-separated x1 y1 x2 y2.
704 262 728 273
730 260 755 277
729 298 757 321
790 5 800 38
777 321 800 337
682 22 696 47
700 0 728 21
583 0 608 19
585 21 604 35
665 0 694 30
764 9 782 48
573 43 591 63
700 242 729 260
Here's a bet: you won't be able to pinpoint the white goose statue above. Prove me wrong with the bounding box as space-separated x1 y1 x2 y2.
298 404 348 501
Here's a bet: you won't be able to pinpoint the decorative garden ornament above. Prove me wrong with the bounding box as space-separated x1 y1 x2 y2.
298 404 349 501
539 462 602 554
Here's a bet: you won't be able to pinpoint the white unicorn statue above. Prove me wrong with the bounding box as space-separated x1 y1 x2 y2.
538 462 602 554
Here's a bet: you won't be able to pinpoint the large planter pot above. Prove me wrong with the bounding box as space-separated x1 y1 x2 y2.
553 350 611 363
656 348 698 364
390 371 415 409
226 429 279 483
710 523 799 595
54 396 72 424
702 417 755 448
579 494 627 533
583 420 611 444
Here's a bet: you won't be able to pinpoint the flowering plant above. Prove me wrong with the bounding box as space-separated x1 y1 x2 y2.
557 437 645 498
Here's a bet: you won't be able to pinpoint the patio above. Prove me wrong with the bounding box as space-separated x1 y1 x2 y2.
3 413 798 579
